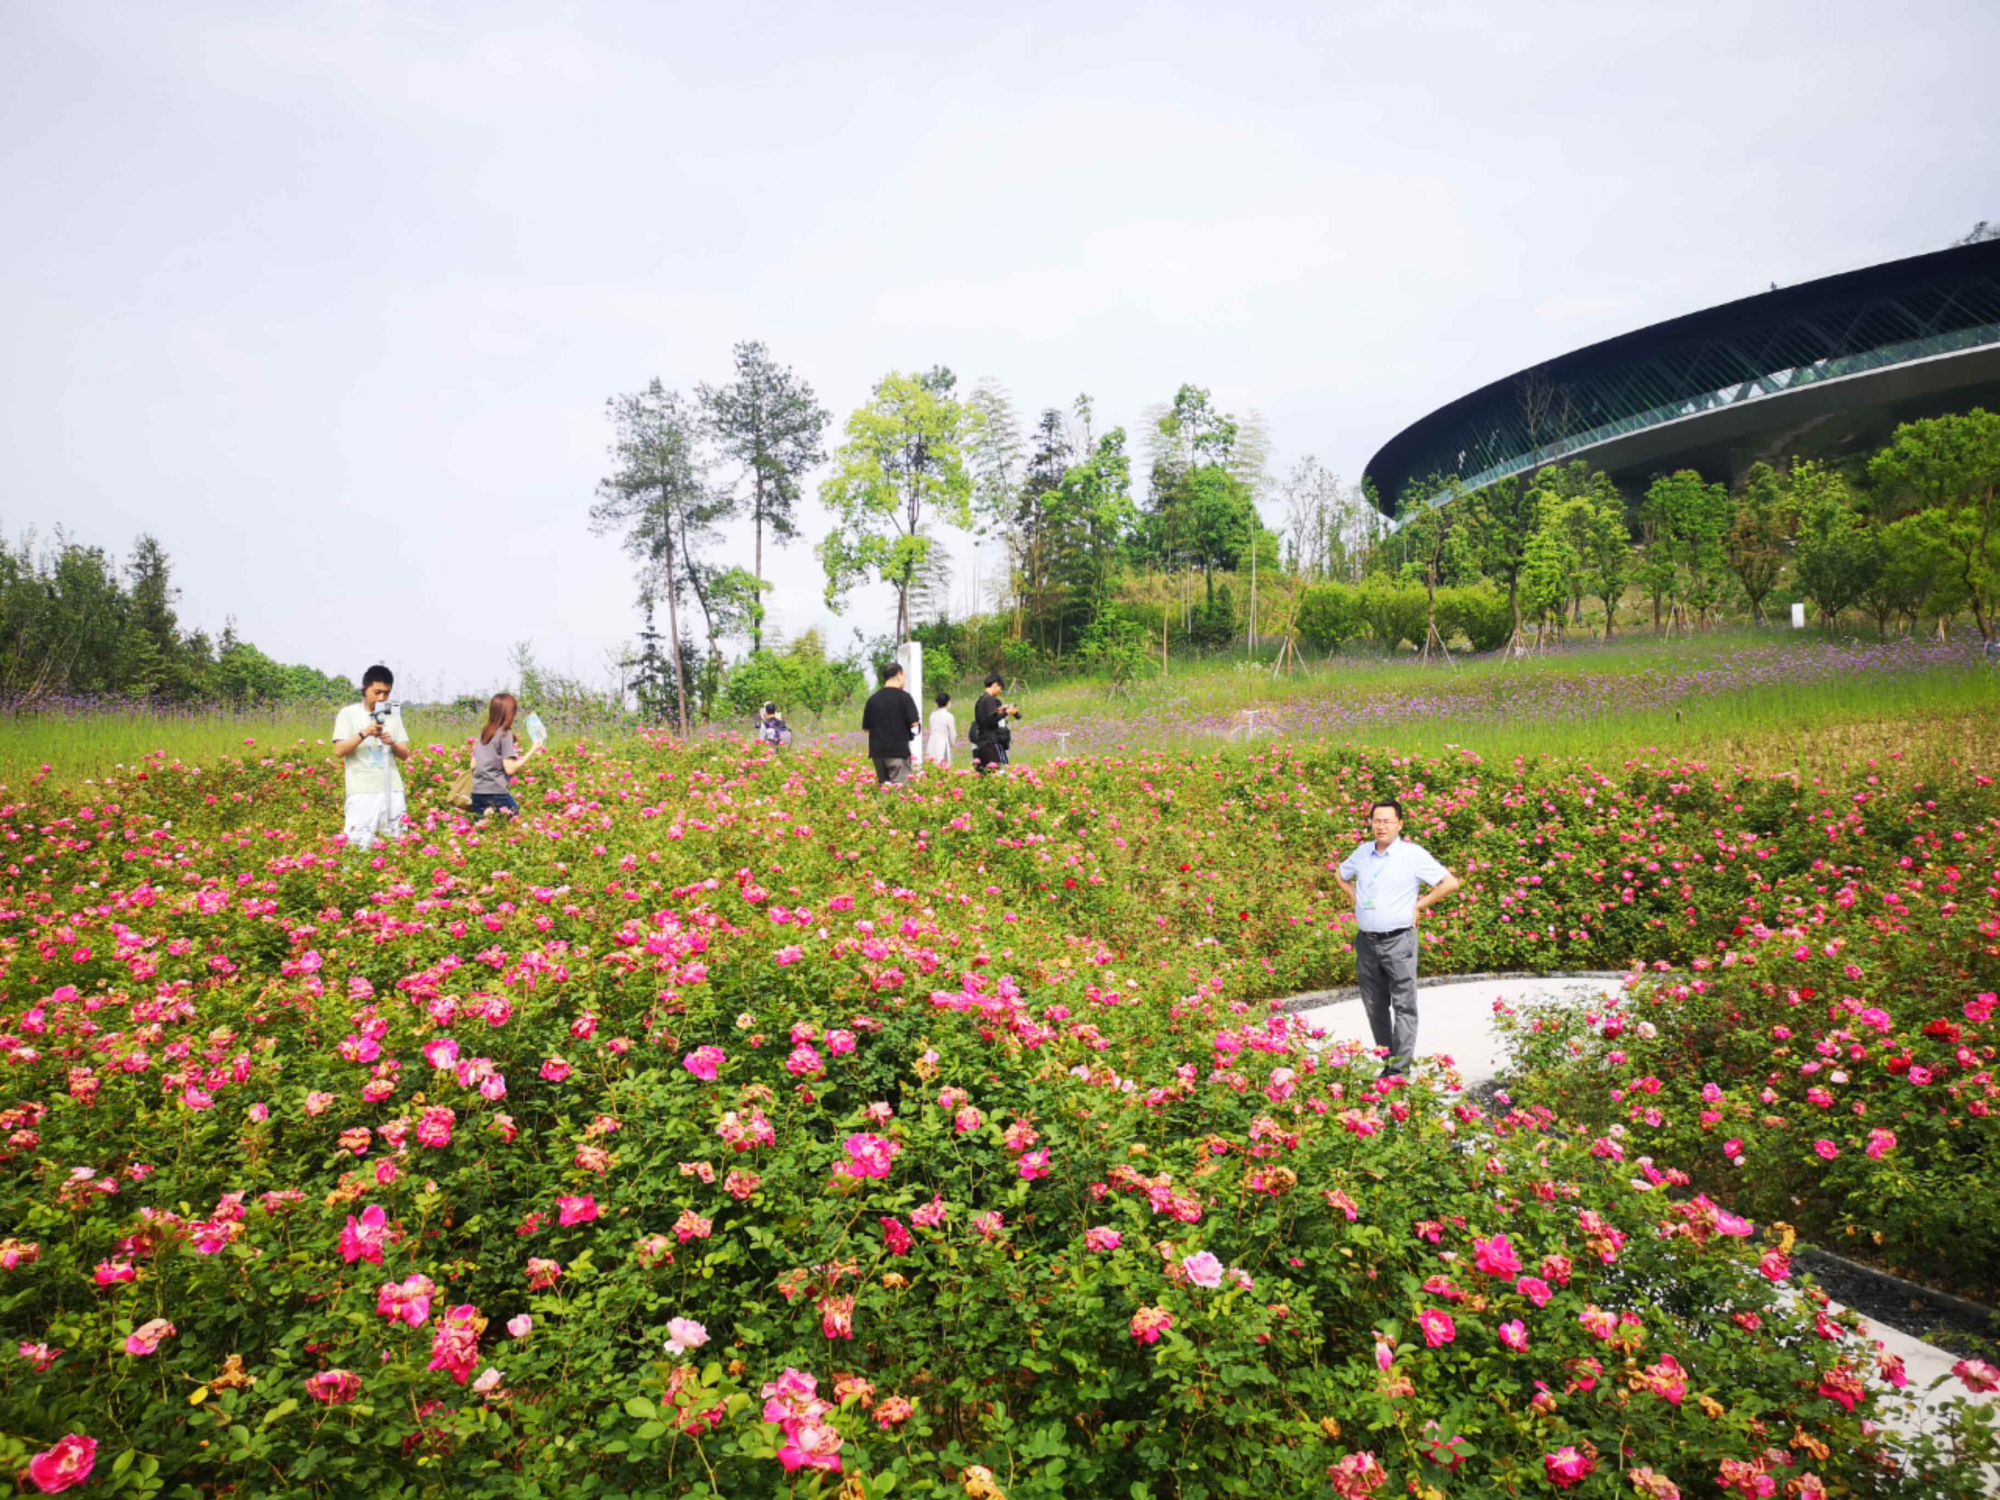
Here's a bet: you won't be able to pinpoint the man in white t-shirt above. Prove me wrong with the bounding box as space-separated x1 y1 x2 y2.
1335 798 1461 1080
332 665 411 850
925 691 957 769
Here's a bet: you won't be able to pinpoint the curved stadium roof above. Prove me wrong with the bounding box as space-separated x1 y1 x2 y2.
1362 238 2000 516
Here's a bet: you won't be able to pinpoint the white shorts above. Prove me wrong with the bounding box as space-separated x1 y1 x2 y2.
343 788 408 849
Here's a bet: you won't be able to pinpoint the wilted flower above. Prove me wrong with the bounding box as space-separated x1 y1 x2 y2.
427 1304 482 1385
124 1318 176 1356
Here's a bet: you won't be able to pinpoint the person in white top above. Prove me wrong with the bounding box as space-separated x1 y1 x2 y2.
925 691 957 769
1334 798 1461 1079
331 665 412 850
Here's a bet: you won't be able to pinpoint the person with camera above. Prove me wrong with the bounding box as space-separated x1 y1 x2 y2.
332 664 411 849
970 674 1020 772
466 692 542 819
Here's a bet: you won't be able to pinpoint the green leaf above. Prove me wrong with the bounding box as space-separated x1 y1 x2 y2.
623 1396 658 1421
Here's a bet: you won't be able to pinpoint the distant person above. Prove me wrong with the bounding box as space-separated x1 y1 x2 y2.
1335 799 1462 1080
859 660 921 785
467 692 542 819
970 674 1019 772
925 691 957 769
332 665 411 850
758 702 793 747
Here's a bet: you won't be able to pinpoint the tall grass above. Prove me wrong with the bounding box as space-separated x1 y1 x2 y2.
6 632 1996 791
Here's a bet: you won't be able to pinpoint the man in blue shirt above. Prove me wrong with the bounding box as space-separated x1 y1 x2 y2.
1336 799 1461 1080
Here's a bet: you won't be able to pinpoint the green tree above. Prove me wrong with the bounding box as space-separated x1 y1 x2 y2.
1581 493 1634 636
1639 470 1731 631
1048 422 1136 644
818 368 979 642
1856 513 1942 637
1867 409 2000 639
590 379 713 736
1396 476 1469 660
1726 463 1791 623
1790 462 1873 628
698 341 829 652
1521 501 1588 643
1141 386 1260 637
1462 474 1542 646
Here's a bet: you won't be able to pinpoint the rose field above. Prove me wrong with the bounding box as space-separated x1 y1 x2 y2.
3 720 2000 1497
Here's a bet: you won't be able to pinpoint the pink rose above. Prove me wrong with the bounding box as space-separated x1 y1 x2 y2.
1954 1358 2000 1393
1498 1319 1528 1351
836 1133 898 1180
306 1368 361 1405
1472 1233 1521 1279
427 1304 482 1384
27 1433 96 1492
376 1274 435 1329
339 1204 391 1265
124 1317 175 1356
1544 1445 1595 1488
664 1317 708 1356
1084 1226 1122 1252
556 1195 599 1226
1418 1308 1456 1347
1180 1250 1225 1289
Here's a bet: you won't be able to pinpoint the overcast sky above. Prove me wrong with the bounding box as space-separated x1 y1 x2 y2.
5 0 1995 698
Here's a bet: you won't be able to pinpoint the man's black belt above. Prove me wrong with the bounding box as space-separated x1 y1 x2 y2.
1359 927 1412 938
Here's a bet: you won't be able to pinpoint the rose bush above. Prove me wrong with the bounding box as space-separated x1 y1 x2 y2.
1500 854 2000 1300
0 736 1996 1495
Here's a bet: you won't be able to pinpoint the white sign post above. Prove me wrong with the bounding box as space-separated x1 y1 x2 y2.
1790 602 1806 630
895 641 923 759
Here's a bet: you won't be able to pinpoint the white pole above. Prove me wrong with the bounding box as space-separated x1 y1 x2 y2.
1249 525 1257 657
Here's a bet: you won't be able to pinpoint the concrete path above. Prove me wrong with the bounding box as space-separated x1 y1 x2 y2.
1289 974 1997 1479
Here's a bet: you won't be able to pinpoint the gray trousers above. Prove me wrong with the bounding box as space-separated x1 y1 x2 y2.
1355 927 1419 1073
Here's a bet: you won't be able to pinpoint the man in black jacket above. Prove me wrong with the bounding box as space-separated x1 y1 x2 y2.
970 674 1017 772
859 661 922 785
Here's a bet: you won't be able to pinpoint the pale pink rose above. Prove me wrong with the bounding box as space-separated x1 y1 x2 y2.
124 1317 176 1356
1180 1250 1225 1289
664 1317 708 1356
